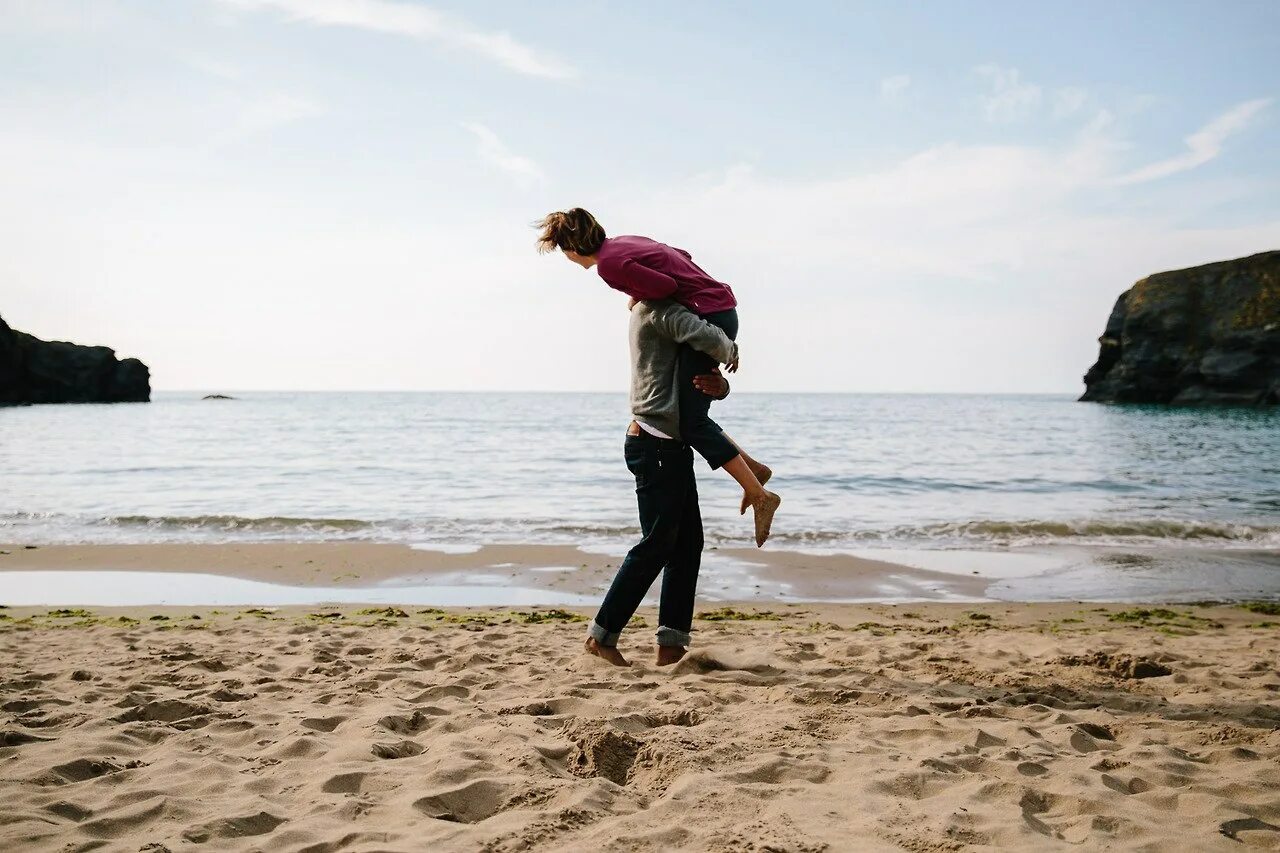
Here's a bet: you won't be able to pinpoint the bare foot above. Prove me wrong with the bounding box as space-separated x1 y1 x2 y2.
740 463 773 515
584 637 630 667
751 490 782 548
656 646 687 666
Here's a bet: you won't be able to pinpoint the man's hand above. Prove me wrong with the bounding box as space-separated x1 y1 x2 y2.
692 368 730 400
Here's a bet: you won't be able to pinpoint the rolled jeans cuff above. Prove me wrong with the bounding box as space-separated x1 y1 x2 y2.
656 625 690 647
587 620 621 647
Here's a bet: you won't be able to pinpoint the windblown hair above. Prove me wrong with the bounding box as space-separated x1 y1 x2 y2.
534 208 606 255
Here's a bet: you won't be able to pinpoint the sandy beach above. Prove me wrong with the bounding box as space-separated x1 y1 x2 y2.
2 595 1278 851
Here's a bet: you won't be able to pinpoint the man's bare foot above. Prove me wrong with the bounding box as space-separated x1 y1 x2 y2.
740 463 773 515
584 637 630 667
656 646 687 666
751 490 782 548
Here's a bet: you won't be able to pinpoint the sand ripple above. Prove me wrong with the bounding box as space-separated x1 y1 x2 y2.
1 603 1278 851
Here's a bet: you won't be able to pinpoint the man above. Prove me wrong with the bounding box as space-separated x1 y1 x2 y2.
584 298 737 667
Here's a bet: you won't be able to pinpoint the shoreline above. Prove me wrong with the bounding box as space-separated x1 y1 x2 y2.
2 541 1278 607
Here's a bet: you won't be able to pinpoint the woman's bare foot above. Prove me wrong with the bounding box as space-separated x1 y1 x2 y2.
751 490 782 547
740 463 773 515
584 637 630 667
656 646 687 666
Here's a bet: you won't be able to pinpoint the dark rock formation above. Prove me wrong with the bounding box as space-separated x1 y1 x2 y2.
0 314 150 405
202 394 236 400
1081 251 1280 405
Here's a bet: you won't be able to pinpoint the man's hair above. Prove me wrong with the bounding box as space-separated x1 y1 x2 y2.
534 208 606 255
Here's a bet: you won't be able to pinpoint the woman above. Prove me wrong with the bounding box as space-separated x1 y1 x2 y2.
536 208 781 547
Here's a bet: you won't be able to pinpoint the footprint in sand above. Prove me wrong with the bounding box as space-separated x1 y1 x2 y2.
181 811 286 843
412 779 512 823
48 757 145 783
1 729 53 746
405 684 470 703
1220 817 1280 844
378 708 445 734
112 699 218 728
192 658 230 672
44 800 93 822
1100 773 1151 795
79 797 167 840
321 771 367 793
299 715 346 732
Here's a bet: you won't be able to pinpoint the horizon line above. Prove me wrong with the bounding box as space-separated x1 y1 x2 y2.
152 388 1084 396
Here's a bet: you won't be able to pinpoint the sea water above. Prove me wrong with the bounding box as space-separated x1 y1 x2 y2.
3 392 1277 552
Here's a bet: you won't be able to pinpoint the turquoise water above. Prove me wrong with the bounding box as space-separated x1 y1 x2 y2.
1 392 1278 551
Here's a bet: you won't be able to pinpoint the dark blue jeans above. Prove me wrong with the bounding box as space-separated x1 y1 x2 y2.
588 432 702 648
678 308 740 470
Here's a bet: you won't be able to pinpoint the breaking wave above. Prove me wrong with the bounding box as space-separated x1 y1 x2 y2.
2 512 1277 550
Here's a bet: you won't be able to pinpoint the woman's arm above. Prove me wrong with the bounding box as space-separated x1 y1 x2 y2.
599 256 679 300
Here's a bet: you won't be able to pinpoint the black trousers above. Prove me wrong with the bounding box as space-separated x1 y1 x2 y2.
677 308 740 470
588 432 702 648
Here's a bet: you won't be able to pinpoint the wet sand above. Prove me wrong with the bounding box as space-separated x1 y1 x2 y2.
1 601 1278 851
0 542 990 602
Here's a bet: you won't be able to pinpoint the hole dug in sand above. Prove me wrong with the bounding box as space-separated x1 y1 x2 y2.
371 739 425 759
565 724 641 786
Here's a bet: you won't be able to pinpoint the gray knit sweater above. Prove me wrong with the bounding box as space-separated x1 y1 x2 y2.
629 299 737 440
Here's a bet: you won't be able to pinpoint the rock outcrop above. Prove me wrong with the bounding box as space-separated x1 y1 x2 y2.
0 315 150 405
1080 251 1280 405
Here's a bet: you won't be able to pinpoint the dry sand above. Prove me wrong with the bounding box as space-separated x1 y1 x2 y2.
2 601 1278 851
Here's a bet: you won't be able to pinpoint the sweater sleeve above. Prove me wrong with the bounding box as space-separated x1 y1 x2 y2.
598 256 679 300
650 304 737 365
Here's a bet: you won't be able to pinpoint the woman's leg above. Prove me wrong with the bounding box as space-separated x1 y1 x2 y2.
677 309 751 474
721 432 773 513
676 309 780 546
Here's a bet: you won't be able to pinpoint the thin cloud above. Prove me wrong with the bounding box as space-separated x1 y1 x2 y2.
880 74 911 102
975 64 1042 121
1115 98 1272 184
1052 86 1087 119
461 121 546 187
217 0 576 80
210 92 324 148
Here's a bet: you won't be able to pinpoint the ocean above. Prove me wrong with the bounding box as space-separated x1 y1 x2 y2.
2 391 1277 553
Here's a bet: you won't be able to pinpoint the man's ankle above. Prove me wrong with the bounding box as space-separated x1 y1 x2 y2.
656 645 687 666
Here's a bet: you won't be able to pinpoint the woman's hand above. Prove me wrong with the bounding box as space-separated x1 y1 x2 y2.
725 352 740 373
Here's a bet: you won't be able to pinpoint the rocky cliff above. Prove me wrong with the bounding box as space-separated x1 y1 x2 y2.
0 315 150 405
1080 251 1280 405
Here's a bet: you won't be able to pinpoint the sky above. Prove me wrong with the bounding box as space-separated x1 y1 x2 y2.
1 0 1278 393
